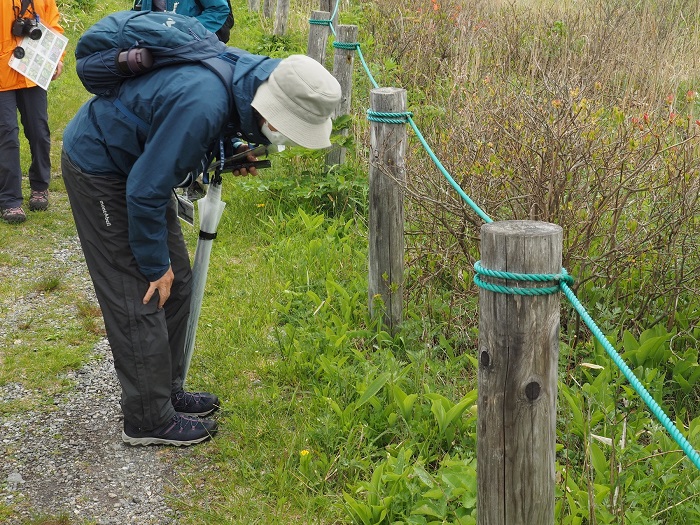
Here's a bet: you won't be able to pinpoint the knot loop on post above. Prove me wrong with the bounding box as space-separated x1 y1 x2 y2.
367 109 413 124
309 18 332 26
473 260 574 296
332 41 360 50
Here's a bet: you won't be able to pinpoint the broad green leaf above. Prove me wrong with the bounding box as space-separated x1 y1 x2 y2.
589 441 607 479
357 372 390 408
622 330 639 352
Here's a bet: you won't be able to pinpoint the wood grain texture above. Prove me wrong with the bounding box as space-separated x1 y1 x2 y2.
368 88 407 334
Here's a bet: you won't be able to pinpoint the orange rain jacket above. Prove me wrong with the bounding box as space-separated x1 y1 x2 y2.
0 0 64 91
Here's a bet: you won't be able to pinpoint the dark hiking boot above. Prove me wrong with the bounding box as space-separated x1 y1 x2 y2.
172 390 220 417
122 413 218 446
29 190 49 211
1 207 27 223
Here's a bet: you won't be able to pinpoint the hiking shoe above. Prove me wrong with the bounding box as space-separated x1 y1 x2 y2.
172 390 220 417
1 206 26 223
122 414 218 446
29 190 49 211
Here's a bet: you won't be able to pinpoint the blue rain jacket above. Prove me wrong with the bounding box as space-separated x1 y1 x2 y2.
135 0 229 32
63 51 280 281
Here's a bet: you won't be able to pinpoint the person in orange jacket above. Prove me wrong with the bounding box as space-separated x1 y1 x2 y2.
0 0 65 223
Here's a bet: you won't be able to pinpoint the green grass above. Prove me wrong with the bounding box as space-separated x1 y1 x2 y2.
168 181 360 523
4 1 700 524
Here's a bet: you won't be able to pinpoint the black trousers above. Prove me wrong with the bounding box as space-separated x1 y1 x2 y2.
61 151 193 431
0 87 51 209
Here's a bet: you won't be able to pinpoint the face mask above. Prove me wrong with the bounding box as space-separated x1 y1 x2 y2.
261 121 298 146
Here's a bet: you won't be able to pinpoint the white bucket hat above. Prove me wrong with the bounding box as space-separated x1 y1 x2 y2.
251 55 342 149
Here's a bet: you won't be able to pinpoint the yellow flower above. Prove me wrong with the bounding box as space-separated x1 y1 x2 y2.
300 449 310 456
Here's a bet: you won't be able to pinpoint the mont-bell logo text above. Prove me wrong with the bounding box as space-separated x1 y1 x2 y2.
100 200 112 227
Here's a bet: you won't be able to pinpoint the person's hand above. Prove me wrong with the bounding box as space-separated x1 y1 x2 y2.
232 144 259 177
143 266 175 309
51 61 63 81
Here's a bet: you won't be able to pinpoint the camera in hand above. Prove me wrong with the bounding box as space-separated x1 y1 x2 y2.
12 17 42 40
116 48 154 76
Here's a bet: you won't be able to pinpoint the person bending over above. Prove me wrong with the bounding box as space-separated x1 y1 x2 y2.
61 42 341 446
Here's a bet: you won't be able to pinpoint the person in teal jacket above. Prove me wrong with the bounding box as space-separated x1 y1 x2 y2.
133 0 230 38
61 45 341 446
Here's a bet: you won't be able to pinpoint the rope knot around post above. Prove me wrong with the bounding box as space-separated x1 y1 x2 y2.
308 18 332 26
367 109 413 124
332 41 360 50
473 261 574 296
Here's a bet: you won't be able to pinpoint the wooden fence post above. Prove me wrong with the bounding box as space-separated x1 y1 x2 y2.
307 10 331 65
325 24 357 167
319 0 339 29
248 0 260 11
273 0 290 35
262 0 274 19
368 88 406 334
477 220 560 525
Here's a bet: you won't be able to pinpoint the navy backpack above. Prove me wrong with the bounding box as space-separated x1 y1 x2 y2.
75 10 231 96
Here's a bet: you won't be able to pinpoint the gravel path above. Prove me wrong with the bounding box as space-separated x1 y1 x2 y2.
0 236 184 524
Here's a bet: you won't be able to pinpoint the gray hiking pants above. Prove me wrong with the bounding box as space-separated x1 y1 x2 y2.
61 151 192 431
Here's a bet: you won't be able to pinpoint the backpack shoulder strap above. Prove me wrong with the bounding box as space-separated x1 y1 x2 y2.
112 97 149 133
200 54 238 122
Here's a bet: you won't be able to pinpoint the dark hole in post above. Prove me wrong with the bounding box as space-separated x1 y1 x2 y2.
525 381 541 401
480 351 490 368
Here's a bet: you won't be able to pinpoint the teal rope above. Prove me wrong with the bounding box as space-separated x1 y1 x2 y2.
332 41 380 89
365 109 493 223
328 0 340 36
309 0 340 36
473 260 572 296
406 115 493 224
560 279 700 471
367 110 412 124
474 276 559 296
309 16 335 36
474 261 574 284
355 44 379 89
329 0 340 23
333 41 359 50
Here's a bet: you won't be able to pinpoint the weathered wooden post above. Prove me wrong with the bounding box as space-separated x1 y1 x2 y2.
262 0 274 19
319 0 339 29
325 25 357 167
477 220 560 525
307 10 331 64
273 0 290 36
248 0 260 11
368 88 406 334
